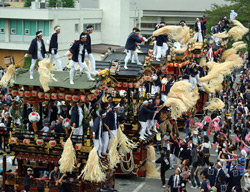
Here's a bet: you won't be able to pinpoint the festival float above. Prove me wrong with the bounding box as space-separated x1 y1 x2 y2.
0 19 248 192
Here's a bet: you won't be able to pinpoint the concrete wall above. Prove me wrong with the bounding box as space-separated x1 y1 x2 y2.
131 0 228 11
79 0 99 8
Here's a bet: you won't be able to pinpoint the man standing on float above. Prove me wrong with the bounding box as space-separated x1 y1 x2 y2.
49 25 62 71
25 31 46 79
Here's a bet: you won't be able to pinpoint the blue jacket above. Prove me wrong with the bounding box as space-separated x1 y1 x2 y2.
105 110 118 131
70 40 86 62
195 22 205 32
85 34 92 54
49 33 58 54
139 105 154 122
28 38 46 59
203 167 217 187
125 32 142 51
71 105 79 128
92 116 103 140
167 174 184 192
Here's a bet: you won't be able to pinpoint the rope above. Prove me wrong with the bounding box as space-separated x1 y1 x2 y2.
119 148 135 173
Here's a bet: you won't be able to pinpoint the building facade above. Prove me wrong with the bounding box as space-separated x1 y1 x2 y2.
0 0 142 67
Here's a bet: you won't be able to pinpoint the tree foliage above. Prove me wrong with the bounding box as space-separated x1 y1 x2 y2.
48 0 74 8
24 0 35 7
205 0 250 59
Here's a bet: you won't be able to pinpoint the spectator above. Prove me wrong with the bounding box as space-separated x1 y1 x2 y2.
49 165 61 186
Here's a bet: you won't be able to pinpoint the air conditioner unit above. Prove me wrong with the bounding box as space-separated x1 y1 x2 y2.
25 29 30 35
0 28 4 33
11 28 16 34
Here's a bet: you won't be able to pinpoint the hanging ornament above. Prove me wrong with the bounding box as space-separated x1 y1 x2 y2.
31 90 38 97
44 93 50 100
24 91 31 98
36 139 44 146
49 140 57 147
63 118 70 129
75 143 83 151
80 95 86 102
18 90 24 97
10 137 18 144
38 92 44 99
65 94 72 101
72 95 79 102
58 92 65 100
134 82 140 88
128 83 133 88
123 82 128 87
148 49 153 56
51 93 57 100
11 89 18 96
8 88 12 95
28 112 40 122
23 139 31 145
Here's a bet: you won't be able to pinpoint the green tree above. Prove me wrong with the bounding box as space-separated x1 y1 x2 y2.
48 0 58 7
61 0 74 8
24 0 35 7
205 0 250 59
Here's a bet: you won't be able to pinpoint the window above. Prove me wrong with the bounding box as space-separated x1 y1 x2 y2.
75 24 79 33
10 19 23 35
23 20 49 36
83 23 101 32
141 23 157 29
0 19 5 34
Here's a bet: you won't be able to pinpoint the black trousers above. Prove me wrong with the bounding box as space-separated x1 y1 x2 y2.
160 169 167 185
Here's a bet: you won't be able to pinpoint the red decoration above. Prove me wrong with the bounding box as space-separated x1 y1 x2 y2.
24 91 31 98
75 143 83 150
44 93 50 100
123 82 128 87
72 95 79 102
11 89 18 96
10 137 18 144
51 93 57 100
8 88 12 95
23 139 31 145
58 92 65 100
18 91 24 97
49 140 57 147
38 92 44 99
65 94 72 101
31 90 38 97
36 139 44 146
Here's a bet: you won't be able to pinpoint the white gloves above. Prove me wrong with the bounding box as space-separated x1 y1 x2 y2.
64 51 70 57
24 53 28 58
152 160 156 163
143 37 148 42
137 45 141 50
51 50 55 55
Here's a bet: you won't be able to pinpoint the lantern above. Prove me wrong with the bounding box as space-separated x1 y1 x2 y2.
72 95 79 102
36 139 44 146
112 90 116 97
61 142 65 148
18 90 24 98
117 82 122 88
169 63 173 67
80 95 86 102
90 94 95 100
58 92 65 100
142 76 146 81
23 139 31 145
148 49 153 56
128 83 133 88
11 89 18 96
49 140 57 147
147 93 151 99
31 90 38 97
63 118 70 128
167 55 171 61
28 112 40 122
51 93 57 100
38 92 44 99
145 56 150 63
123 82 128 87
7 88 12 95
24 91 31 98
65 94 72 101
75 143 83 151
146 76 151 81
44 93 50 100
134 82 140 88
10 137 18 144
150 55 154 61
139 79 144 84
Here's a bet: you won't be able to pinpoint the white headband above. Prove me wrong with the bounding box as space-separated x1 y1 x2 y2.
81 35 87 38
55 26 60 31
37 32 43 36
87 27 93 31
133 30 140 33
102 112 107 117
